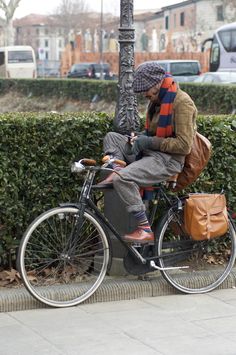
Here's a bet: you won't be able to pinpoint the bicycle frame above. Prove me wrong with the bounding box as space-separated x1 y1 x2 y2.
64 166 188 268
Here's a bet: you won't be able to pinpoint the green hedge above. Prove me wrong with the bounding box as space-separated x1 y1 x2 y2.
0 78 236 114
0 112 112 267
187 115 236 205
0 112 235 267
0 78 118 101
180 83 236 114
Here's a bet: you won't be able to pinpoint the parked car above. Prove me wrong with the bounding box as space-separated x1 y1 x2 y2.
193 71 236 84
67 62 113 80
150 60 201 82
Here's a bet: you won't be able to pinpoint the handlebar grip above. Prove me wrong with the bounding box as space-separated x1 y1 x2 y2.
82 159 97 166
102 155 110 163
101 156 126 167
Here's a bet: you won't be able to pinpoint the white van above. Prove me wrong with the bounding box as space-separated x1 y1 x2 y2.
0 45 37 79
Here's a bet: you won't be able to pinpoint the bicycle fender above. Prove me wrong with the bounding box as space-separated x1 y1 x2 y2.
229 213 236 233
59 202 80 209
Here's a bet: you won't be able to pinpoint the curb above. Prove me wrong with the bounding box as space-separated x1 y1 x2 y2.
1 271 236 312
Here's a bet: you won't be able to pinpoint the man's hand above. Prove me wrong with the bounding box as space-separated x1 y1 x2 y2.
131 135 153 155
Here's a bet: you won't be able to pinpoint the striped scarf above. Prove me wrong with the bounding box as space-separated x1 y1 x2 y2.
145 75 177 138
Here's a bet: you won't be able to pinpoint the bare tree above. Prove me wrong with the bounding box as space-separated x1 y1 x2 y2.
51 0 119 50
0 0 21 45
103 1 119 16
57 0 90 14
54 0 92 43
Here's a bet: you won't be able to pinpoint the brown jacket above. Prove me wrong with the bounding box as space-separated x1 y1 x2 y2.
148 88 197 160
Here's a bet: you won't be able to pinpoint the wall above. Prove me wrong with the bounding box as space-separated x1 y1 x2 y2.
61 43 210 77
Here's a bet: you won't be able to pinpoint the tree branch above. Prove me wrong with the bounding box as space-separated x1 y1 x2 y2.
0 0 21 21
0 1 8 13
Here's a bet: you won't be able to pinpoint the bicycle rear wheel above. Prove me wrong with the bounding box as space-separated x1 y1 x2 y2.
18 207 110 307
156 207 236 293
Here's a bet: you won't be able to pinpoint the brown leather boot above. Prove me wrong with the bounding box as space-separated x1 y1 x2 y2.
123 229 154 244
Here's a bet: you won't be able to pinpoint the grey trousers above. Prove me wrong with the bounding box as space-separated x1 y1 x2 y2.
103 132 183 213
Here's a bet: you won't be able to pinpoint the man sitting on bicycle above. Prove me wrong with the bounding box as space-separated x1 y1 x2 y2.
98 62 197 244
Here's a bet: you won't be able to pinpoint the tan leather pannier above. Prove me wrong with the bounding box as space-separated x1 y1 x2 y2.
184 194 228 241
172 132 212 192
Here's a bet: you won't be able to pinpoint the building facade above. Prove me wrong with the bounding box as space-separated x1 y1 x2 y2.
0 17 5 46
13 14 66 76
0 0 234 76
136 0 236 53
12 12 119 76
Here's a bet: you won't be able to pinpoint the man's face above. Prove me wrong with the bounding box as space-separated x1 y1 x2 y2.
143 80 163 102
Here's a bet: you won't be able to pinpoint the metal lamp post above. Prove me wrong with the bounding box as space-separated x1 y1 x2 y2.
99 0 104 80
104 0 140 275
113 0 140 135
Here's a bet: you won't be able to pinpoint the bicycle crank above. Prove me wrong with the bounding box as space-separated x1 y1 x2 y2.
150 260 189 271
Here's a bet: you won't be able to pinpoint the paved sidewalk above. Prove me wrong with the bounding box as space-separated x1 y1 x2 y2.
1 288 236 355
1 270 236 312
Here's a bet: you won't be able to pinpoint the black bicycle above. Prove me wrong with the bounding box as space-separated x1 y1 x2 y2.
18 158 236 308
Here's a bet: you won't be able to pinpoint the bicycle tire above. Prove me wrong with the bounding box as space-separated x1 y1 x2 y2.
18 206 110 307
156 207 236 294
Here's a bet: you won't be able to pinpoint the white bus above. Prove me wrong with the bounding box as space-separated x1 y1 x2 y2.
202 22 236 72
0 45 37 78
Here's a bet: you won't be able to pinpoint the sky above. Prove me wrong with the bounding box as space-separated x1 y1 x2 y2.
12 0 185 18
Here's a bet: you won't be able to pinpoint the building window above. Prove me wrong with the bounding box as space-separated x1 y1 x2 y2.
0 52 5 65
58 39 62 48
165 16 169 30
45 51 49 60
180 12 185 26
45 39 49 47
217 5 224 21
45 28 49 35
36 28 39 35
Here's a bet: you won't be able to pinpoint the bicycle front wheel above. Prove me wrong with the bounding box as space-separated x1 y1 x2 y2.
18 207 110 307
156 208 236 294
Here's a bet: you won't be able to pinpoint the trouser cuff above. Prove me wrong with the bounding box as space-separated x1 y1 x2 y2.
127 204 146 213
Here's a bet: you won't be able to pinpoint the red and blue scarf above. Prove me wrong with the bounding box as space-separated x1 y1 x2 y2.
141 75 177 200
145 74 177 137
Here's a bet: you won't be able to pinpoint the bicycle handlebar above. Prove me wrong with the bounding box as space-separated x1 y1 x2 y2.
71 156 126 173
71 157 127 174
102 155 127 167
71 158 177 191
